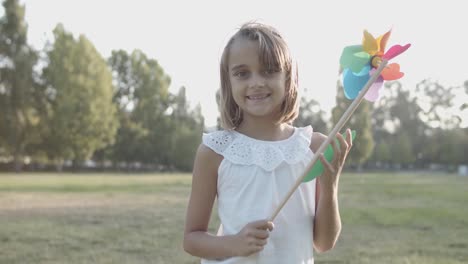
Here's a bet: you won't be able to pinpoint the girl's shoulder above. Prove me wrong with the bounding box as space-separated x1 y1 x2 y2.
202 129 237 155
202 126 313 171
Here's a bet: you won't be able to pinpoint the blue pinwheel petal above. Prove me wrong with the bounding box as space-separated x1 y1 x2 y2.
343 65 371 99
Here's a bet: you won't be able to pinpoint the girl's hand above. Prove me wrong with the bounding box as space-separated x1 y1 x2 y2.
318 128 353 190
231 220 274 257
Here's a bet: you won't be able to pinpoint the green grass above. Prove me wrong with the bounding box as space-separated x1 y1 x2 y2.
0 172 467 263
323 173 468 264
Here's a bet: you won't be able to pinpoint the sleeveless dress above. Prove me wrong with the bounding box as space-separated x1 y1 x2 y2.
201 125 316 264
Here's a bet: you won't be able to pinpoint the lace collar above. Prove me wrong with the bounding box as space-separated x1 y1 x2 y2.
203 126 312 171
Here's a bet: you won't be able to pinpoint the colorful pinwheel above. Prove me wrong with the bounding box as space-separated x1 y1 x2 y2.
339 30 411 102
269 29 410 221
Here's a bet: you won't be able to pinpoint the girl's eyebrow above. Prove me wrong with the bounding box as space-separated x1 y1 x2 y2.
230 64 246 71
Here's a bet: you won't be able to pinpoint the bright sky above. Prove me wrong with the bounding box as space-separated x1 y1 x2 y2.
20 0 468 127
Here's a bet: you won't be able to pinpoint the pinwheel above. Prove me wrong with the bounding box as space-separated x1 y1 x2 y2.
269 29 411 220
340 30 411 102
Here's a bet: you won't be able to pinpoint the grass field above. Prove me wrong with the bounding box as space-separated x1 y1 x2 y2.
0 172 467 264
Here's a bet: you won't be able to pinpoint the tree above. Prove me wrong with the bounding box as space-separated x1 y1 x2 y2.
374 82 427 167
294 96 328 134
168 87 204 170
42 24 118 169
435 128 467 168
415 80 461 129
369 88 394 168
0 0 40 171
391 131 415 167
461 81 468 111
373 140 391 167
106 49 172 168
332 81 374 168
104 50 204 171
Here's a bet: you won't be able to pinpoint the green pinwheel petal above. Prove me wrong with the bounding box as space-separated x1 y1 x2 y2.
303 130 356 182
340 45 361 67
340 45 370 72
349 52 371 73
340 45 371 73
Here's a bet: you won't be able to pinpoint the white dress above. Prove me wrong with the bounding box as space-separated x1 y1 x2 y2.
201 125 316 264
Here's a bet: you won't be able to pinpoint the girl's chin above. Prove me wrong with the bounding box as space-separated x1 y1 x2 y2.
242 107 279 119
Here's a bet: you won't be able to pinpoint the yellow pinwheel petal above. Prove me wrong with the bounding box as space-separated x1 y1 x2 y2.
376 29 392 55
362 30 378 56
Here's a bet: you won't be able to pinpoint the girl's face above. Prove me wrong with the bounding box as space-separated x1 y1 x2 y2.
228 37 287 123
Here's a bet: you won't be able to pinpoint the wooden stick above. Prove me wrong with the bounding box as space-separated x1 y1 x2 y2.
269 59 389 221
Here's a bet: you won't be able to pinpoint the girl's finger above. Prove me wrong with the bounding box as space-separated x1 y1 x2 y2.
346 129 353 147
331 138 341 162
252 245 264 254
337 132 349 153
250 220 272 230
256 239 268 246
251 229 269 239
320 154 335 174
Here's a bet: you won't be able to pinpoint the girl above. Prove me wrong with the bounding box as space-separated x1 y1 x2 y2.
184 21 352 264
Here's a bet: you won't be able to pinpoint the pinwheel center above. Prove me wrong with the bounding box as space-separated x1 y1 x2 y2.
371 56 382 68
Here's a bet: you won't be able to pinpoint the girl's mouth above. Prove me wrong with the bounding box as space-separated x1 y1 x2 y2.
246 94 271 101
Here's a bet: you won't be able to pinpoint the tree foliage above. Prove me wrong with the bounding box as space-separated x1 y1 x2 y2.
104 50 203 171
1 1 467 172
42 24 118 168
168 87 204 170
415 80 461 129
0 0 40 171
294 97 328 134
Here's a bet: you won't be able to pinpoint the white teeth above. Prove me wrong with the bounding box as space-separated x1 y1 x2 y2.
248 94 269 100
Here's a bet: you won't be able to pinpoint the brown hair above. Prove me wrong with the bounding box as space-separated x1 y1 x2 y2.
219 22 299 129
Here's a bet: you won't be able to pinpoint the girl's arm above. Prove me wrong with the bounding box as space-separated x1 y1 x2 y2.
310 130 352 253
183 144 273 259
183 144 230 259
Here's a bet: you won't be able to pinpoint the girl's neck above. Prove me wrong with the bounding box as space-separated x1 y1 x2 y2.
235 118 294 141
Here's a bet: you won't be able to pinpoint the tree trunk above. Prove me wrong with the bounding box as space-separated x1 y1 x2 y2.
356 163 363 172
13 154 23 172
55 160 63 172
13 142 23 172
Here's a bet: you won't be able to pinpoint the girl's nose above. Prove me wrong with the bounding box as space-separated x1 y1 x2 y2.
248 73 266 89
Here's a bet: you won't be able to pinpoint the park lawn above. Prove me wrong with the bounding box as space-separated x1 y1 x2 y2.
0 172 467 264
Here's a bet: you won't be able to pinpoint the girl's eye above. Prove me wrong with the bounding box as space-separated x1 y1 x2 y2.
234 71 249 78
264 69 280 75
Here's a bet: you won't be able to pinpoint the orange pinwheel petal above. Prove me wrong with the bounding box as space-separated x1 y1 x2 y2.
376 29 392 56
362 30 378 56
381 63 404 80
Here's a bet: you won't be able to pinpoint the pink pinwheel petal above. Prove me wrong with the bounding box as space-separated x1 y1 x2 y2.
364 76 384 102
383 44 411 60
